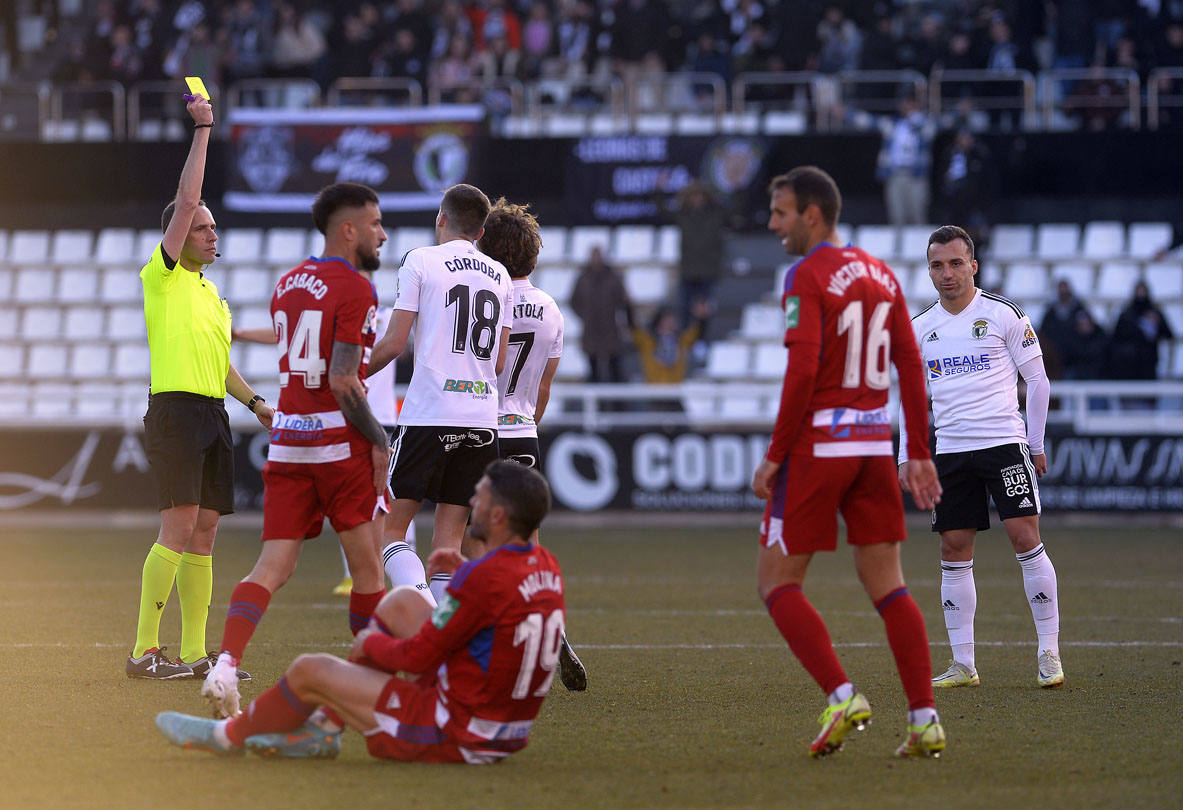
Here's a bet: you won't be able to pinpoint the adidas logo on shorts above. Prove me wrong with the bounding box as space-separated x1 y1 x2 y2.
1018 497 1033 508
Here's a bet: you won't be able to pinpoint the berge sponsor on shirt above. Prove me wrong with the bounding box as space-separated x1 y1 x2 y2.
443 378 492 396
928 353 990 379
275 270 328 300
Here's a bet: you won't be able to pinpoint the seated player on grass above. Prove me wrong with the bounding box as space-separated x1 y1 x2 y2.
156 461 566 764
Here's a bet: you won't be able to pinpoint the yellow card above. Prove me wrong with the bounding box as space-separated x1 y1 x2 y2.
184 76 211 100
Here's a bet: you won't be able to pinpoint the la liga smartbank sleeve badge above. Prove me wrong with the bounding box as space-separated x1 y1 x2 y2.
784 296 800 329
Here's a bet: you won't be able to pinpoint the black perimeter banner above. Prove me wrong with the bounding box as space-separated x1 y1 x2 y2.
2 426 1181 514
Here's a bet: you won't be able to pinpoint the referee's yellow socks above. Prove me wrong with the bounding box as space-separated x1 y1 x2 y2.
177 552 213 665
133 543 181 658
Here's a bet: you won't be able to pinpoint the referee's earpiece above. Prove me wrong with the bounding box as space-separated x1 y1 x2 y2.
215 252 221 257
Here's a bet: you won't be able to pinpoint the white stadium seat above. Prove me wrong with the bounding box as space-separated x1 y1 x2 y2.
200 266 228 292
718 394 770 421
854 225 898 260
21 305 63 339
76 382 124 419
1035 223 1080 260
0 343 24 377
392 227 433 264
243 343 279 378
705 341 751 380
762 111 807 134
562 312 583 340
227 267 276 305
555 345 588 380
978 262 1003 291
10 230 51 264
134 228 162 260
656 225 680 263
1127 222 1172 259
235 306 273 331
51 230 94 264
835 223 853 247
64 306 104 340
1171 338 1183 379
264 228 310 265
31 383 74 418
1002 262 1050 301
675 113 717 135
95 228 136 265
0 230 8 261
752 342 787 379
107 305 146 340
1165 304 1183 336
623 265 669 305
568 226 612 264
533 266 578 303
739 303 785 340
634 113 674 135
543 113 590 137
219 228 263 263
26 344 69 378
537 226 569 264
906 264 935 301
898 225 936 261
612 225 656 263
99 267 143 303
1048 262 1096 297
1081 221 1125 260
70 343 111 378
0 268 11 299
0 307 16 340
373 268 398 303
1144 262 1183 300
14 267 55 302
990 224 1035 261
1096 261 1141 301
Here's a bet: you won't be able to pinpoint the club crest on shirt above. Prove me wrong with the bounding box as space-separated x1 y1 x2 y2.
971 319 988 339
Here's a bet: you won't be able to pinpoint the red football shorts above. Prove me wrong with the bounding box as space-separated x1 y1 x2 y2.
261 453 387 541
759 454 906 554
364 677 466 763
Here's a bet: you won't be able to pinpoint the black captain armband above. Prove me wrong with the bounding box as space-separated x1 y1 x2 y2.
247 394 265 413
194 123 214 129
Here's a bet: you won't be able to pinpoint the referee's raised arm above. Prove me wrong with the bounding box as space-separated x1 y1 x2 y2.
162 95 214 263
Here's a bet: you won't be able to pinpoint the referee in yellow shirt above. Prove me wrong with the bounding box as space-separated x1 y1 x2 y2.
127 92 274 680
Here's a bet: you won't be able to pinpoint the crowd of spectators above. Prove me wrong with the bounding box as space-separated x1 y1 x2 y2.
43 1 1183 125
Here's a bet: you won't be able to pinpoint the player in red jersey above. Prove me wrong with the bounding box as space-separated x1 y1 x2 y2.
750 166 946 759
157 460 565 764
201 182 393 718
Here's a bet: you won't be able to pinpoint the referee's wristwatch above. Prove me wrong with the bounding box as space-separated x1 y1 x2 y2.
247 394 265 413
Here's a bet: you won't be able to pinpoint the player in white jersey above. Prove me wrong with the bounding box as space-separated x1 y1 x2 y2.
476 197 587 691
369 184 512 607
898 225 1063 689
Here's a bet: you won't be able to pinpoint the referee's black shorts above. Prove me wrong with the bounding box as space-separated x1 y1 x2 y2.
143 392 235 514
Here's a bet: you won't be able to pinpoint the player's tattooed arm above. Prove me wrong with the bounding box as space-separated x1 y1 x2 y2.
329 340 388 448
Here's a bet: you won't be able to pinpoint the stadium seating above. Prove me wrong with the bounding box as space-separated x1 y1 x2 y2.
0 344 24 377
264 228 310 266
899 225 936 262
739 303 785 340
533 265 578 303
50 230 93 264
27 344 69 378
1127 222 1172 259
1035 223 1081 259
99 267 143 303
228 267 277 304
70 343 111 378
63 306 103 340
656 226 680 263
568 226 612 264
556 345 588 380
95 228 136 264
0 307 16 340
218 228 264 264
1002 262 1050 301
107 305 146 340
612 225 656 263
392 227 433 263
1096 261 1141 301
537 226 569 263
21 305 62 339
1081 221 1125 260
11 230 50 264
622 265 670 305
705 341 751 379
0 230 8 262
1145 263 1183 300
991 224 1035 260
854 225 898 260
1048 261 1095 296
14 268 54 302
752 342 788 380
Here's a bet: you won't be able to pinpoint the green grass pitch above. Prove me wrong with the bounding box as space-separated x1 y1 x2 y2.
1 518 1179 809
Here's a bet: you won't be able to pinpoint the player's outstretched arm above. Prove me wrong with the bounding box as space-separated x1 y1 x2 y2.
369 309 414 375
231 326 278 344
330 340 391 493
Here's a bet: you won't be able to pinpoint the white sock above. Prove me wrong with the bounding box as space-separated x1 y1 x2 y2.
307 707 343 734
428 573 451 606
1017 543 1059 657
827 682 854 706
941 559 977 670
213 718 234 749
405 520 417 553
908 707 939 727
382 541 435 607
338 544 351 578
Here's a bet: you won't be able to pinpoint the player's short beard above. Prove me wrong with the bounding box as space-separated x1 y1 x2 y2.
359 247 381 272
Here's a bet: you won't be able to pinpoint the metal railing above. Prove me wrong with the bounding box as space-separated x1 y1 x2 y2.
128 79 220 140
47 81 126 140
1038 67 1141 130
929 69 1036 125
327 77 423 107
1147 67 1183 130
428 76 525 115
627 72 726 118
225 78 321 112
0 81 50 140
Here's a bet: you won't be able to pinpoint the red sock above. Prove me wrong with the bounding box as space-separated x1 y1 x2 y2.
765 584 848 695
875 588 934 711
224 676 315 745
348 588 384 635
220 581 272 662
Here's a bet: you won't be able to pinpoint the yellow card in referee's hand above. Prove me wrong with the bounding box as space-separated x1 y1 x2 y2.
185 76 211 100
